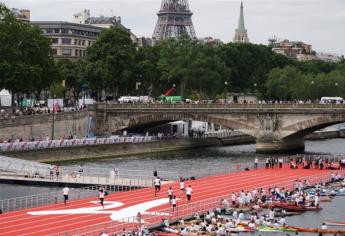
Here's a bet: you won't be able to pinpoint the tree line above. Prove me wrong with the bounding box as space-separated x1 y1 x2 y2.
1 3 344 104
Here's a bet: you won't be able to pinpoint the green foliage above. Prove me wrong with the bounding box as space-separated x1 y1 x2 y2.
265 64 345 100
0 4 57 100
86 27 136 98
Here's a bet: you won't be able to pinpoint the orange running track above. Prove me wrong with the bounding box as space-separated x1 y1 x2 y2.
0 166 338 236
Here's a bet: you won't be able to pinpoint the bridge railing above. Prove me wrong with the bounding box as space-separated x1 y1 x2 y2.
96 103 345 110
48 170 340 236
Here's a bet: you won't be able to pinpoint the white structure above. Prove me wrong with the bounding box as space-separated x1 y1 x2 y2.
73 9 90 24
0 89 12 107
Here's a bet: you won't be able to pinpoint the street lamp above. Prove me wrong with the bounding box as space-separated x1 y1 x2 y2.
335 82 339 96
224 81 228 100
51 95 56 140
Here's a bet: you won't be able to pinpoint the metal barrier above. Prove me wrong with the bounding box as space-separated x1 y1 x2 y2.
0 155 51 176
0 136 176 152
96 103 345 110
49 170 343 236
0 185 111 213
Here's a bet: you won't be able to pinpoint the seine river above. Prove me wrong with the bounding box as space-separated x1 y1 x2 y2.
1 138 344 229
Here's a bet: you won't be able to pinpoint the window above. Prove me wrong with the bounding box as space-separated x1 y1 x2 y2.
54 28 60 34
61 38 71 45
82 40 85 46
61 28 69 34
52 49 58 55
46 28 53 34
51 38 59 44
62 48 71 56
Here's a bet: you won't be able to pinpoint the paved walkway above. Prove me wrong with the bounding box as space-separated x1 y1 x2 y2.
0 166 340 236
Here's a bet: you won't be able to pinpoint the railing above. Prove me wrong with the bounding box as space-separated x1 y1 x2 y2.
0 136 177 153
0 155 51 176
96 103 345 110
49 170 344 236
0 185 115 213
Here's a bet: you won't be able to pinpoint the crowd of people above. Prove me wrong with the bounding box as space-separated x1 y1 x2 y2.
159 176 345 236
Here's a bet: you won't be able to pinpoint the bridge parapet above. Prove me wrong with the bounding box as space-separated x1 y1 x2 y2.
96 103 345 110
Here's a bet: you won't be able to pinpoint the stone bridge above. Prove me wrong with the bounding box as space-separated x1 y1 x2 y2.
95 103 345 153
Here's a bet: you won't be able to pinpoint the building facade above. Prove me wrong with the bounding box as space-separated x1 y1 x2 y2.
73 9 137 43
271 39 316 61
11 8 30 22
31 21 102 61
233 1 249 43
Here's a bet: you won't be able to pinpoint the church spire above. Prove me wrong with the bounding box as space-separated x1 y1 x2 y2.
233 1 249 43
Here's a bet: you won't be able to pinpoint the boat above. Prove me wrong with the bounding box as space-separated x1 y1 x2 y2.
325 221 345 226
257 226 297 233
290 226 345 234
273 202 322 212
155 232 179 236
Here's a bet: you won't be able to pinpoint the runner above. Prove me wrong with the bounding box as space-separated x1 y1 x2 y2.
168 186 173 202
186 185 192 202
63 186 69 206
99 185 106 208
171 195 177 215
179 178 185 192
154 177 161 197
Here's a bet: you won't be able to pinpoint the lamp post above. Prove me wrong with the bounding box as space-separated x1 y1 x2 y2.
334 82 339 97
224 81 228 101
51 95 56 140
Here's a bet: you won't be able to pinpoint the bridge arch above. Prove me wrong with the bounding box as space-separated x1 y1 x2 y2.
108 112 257 137
282 114 345 140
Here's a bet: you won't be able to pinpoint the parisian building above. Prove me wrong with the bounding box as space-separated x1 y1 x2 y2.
11 8 30 22
31 21 103 61
270 39 317 61
73 9 137 43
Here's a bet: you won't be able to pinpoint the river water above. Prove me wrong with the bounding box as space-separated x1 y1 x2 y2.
1 138 344 230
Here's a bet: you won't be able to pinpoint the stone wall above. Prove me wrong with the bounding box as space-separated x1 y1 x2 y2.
0 110 92 141
8 138 222 163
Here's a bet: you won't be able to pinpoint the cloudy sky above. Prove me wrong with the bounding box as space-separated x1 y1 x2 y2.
3 0 345 55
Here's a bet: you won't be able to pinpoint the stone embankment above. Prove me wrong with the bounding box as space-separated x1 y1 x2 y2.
7 138 222 163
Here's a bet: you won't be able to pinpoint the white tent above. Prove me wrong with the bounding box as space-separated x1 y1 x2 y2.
0 89 12 107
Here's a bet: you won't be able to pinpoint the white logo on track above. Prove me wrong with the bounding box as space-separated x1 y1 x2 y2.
27 198 170 221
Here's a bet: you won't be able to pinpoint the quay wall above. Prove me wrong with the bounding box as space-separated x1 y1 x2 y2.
7 138 222 163
0 110 92 141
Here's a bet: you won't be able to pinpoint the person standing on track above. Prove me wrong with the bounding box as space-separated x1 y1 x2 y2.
186 185 192 203
154 177 161 197
168 186 173 202
99 185 106 208
63 186 69 206
179 178 185 192
254 157 259 169
171 195 177 215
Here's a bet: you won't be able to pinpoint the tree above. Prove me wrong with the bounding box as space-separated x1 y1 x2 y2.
187 44 231 99
57 59 89 103
219 43 292 95
86 27 136 99
157 34 198 97
135 45 162 96
0 4 57 103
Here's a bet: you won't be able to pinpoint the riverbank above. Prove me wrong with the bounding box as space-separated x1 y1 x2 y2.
3 130 344 163
6 137 222 163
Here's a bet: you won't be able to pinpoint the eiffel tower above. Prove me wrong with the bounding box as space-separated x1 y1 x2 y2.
153 0 197 40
